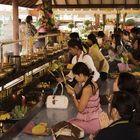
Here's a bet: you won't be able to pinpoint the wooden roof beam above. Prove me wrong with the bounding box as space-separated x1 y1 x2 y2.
65 0 68 5
77 0 79 5
18 0 29 7
24 1 34 8
53 0 57 5
88 0 91 4
0 0 11 5
125 0 127 5
113 0 115 4
52 4 140 8
101 0 103 5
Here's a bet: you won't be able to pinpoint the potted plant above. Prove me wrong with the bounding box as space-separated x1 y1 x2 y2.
68 23 74 32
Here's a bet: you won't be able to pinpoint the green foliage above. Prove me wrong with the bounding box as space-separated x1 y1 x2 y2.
125 19 135 26
0 20 3 27
68 22 74 29
84 20 92 26
11 105 28 119
49 60 64 72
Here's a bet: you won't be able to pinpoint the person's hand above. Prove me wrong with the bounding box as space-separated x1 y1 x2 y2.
56 77 64 83
113 77 119 92
65 84 75 96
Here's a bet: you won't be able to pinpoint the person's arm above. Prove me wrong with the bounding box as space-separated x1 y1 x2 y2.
83 55 100 81
91 46 105 72
98 59 104 72
66 85 92 112
128 52 139 66
113 77 119 92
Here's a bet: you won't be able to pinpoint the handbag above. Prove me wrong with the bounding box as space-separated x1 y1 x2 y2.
52 121 84 140
46 83 69 109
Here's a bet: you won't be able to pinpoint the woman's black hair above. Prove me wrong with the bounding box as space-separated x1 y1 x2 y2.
26 15 33 24
69 32 80 39
111 91 140 127
114 28 122 35
98 31 105 38
111 34 122 52
68 38 83 51
123 30 130 36
72 62 94 99
72 62 91 77
118 72 138 94
87 33 99 46
111 34 122 46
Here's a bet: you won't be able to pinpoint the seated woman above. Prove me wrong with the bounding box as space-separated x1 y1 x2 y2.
127 38 140 69
94 91 140 140
113 72 138 95
65 62 106 134
87 33 109 81
66 38 100 85
113 72 140 105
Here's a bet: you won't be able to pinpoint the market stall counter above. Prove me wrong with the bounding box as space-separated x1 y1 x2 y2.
1 94 81 140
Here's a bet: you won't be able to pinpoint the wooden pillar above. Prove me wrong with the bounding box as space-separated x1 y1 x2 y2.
94 14 100 30
12 0 19 55
116 10 120 30
123 13 127 29
102 14 106 31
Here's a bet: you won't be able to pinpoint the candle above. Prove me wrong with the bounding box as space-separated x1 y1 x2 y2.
22 96 26 106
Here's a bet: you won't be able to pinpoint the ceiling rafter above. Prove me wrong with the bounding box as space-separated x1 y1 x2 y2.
53 0 57 5
26 2 32 7
76 0 79 5
88 0 91 5
125 0 127 4
65 0 68 5
0 0 10 5
52 4 140 9
101 0 102 5
0 0 139 9
113 0 115 4
18 0 29 7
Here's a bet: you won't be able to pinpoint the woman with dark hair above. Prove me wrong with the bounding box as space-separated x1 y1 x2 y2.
66 62 105 134
25 15 37 55
25 15 37 37
113 72 140 106
113 72 138 94
69 32 80 39
95 91 140 140
67 38 100 82
111 34 122 51
87 33 109 81
127 38 140 69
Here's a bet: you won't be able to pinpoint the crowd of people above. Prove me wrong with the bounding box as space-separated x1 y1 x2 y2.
19 15 140 139
18 14 54 55
61 27 140 140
